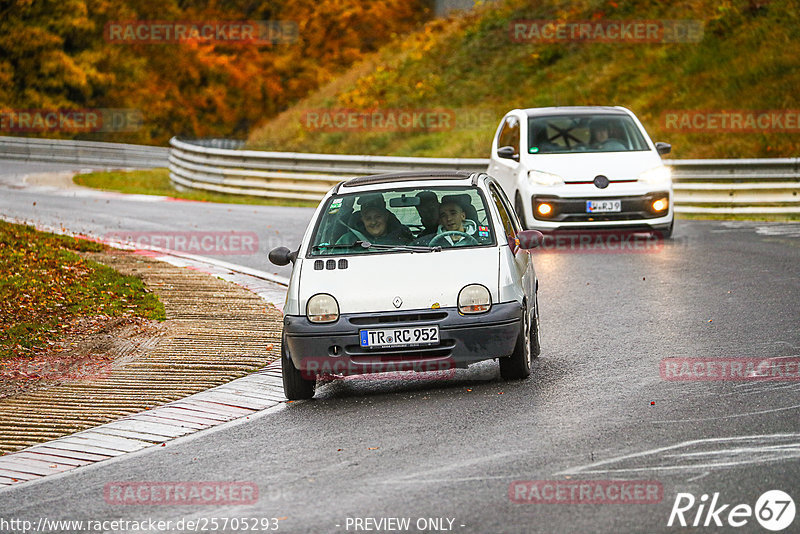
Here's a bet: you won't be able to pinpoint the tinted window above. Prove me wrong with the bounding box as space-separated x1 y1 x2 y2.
527 114 649 154
497 116 520 155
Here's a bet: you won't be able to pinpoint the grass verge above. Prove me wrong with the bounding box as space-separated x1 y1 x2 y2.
74 168 319 208
0 221 165 360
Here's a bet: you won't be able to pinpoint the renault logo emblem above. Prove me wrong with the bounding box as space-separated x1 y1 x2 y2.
393 296 403 308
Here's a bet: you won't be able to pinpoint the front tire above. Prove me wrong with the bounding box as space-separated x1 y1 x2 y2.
281 334 316 400
530 293 541 358
500 303 532 380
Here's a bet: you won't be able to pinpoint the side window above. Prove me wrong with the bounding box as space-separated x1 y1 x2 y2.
489 185 517 246
496 116 520 155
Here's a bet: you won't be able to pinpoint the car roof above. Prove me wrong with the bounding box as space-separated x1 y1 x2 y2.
520 106 630 118
337 170 479 193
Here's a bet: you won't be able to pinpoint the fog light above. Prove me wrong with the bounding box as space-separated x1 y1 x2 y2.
537 203 553 216
652 198 669 212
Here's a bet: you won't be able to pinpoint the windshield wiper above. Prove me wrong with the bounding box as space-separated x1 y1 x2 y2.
354 241 441 252
311 242 365 251
312 241 440 253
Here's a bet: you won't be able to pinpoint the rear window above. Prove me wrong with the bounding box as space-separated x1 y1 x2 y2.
308 186 496 256
528 114 649 154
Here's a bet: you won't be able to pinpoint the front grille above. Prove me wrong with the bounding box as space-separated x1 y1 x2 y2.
348 311 448 326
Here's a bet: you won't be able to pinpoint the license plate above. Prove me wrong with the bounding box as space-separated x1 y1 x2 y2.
360 326 439 349
586 200 622 213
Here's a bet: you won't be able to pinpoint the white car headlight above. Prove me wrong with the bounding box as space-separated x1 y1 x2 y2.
528 170 565 186
458 284 491 314
638 166 671 185
307 293 339 323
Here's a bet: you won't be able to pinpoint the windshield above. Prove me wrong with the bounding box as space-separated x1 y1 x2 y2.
309 186 496 256
528 114 649 154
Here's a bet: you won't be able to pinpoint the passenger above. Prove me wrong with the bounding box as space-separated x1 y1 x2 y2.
414 191 440 236
336 196 412 246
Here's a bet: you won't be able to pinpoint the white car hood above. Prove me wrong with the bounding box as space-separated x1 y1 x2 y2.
525 151 663 181
296 248 500 314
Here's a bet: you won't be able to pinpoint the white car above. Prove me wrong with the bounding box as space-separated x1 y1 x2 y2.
269 171 543 400
488 106 674 237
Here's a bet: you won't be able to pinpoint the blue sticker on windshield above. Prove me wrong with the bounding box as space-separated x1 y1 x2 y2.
529 147 539 153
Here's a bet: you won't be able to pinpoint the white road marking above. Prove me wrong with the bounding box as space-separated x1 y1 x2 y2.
557 433 800 476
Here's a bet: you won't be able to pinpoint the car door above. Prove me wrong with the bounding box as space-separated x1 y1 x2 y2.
488 115 521 196
487 181 534 307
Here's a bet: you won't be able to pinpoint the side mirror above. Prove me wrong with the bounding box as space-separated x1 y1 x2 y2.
268 246 298 266
516 230 544 250
497 145 520 161
655 142 671 155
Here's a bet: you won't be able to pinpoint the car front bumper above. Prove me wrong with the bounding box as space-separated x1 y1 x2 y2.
529 190 673 232
283 302 522 376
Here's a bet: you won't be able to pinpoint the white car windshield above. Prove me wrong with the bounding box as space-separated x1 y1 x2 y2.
528 114 649 154
309 186 496 256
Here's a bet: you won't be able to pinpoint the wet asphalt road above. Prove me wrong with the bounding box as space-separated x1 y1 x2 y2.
1 161 799 533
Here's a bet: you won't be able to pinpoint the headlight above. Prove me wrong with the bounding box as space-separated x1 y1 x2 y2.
638 166 671 185
528 170 565 186
307 293 339 323
458 284 491 314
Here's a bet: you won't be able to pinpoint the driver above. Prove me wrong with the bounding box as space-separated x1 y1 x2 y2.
588 119 626 151
430 199 478 247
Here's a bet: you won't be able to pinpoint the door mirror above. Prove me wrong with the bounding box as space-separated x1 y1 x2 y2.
268 246 298 266
655 142 671 155
516 230 544 250
497 145 519 161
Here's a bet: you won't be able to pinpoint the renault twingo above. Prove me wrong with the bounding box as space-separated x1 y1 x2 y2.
269 171 543 400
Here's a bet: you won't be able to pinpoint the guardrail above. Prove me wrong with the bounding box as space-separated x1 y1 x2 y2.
0 135 168 168
1 136 797 215
170 138 800 215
